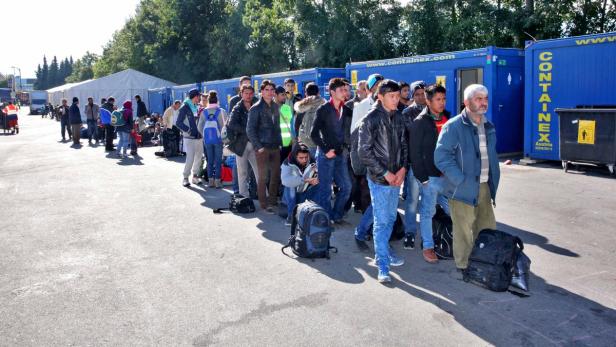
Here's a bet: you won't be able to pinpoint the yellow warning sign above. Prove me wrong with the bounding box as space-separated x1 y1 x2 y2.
436 75 446 87
578 120 596 144
254 80 259 91
351 70 358 86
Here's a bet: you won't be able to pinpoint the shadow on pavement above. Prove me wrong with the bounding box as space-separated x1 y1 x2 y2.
498 222 580 258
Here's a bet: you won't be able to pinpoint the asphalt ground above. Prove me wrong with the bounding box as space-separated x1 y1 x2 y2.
1 109 615 346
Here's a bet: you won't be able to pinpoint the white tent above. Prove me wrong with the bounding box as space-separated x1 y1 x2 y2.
47 69 176 115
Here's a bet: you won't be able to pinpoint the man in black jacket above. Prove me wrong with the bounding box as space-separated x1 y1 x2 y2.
358 79 408 284
101 98 115 152
228 76 257 113
58 98 71 141
310 78 352 223
409 84 451 264
247 80 282 212
228 84 259 198
69 97 82 146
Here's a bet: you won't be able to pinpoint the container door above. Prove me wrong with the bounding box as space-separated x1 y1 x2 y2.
456 68 484 113
493 67 524 153
429 70 455 113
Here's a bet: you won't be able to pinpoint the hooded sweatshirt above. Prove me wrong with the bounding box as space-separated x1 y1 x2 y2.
117 101 134 133
281 142 317 192
294 96 326 149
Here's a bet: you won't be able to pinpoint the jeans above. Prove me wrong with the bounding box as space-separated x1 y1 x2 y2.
255 148 281 208
117 131 130 154
60 118 71 140
354 205 373 241
204 143 223 179
404 168 420 235
183 138 204 178
367 177 400 272
316 149 351 221
284 186 318 221
87 119 98 141
418 176 450 249
231 160 240 194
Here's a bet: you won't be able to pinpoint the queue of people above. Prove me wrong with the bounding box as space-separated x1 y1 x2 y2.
49 76 499 286
219 75 500 284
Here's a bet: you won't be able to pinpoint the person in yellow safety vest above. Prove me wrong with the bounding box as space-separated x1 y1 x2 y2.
283 78 302 139
3 101 19 133
275 86 294 163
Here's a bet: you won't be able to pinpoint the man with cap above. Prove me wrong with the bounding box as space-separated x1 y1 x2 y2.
358 79 408 283
275 86 294 163
402 80 427 121
69 97 83 146
351 73 384 250
351 73 384 131
176 88 204 187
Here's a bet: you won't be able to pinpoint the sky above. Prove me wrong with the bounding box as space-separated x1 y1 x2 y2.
1 0 141 78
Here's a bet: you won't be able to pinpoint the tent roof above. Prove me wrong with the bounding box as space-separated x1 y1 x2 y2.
46 69 175 93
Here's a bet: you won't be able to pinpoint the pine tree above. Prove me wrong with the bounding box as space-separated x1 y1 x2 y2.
49 56 59 88
41 56 49 90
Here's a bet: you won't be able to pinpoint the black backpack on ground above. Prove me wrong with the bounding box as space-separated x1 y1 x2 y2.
432 205 453 259
366 211 404 241
465 229 524 292
213 194 255 214
282 200 337 259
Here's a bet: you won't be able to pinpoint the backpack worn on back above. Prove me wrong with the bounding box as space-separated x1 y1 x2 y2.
282 200 337 259
203 108 222 145
465 229 524 292
432 205 453 259
111 109 126 127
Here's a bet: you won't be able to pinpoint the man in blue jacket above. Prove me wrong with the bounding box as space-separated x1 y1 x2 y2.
176 88 204 187
434 84 500 271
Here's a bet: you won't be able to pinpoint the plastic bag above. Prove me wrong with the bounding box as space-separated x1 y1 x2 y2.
511 251 531 291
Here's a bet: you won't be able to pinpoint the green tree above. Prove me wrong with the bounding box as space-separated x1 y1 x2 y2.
66 52 99 83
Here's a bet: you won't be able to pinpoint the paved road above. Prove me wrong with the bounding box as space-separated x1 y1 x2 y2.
1 109 615 346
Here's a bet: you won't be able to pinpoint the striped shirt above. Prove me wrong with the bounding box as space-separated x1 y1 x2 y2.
472 115 490 183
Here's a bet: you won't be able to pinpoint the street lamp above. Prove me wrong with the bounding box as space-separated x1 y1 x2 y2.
10 66 21 91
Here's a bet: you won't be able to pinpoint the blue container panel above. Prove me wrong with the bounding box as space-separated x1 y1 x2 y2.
347 48 525 153
254 68 345 98
524 33 616 160
204 78 240 112
148 89 165 115
171 83 201 102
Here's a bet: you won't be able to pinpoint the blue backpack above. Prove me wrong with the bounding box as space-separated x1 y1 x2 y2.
203 108 222 145
282 200 337 259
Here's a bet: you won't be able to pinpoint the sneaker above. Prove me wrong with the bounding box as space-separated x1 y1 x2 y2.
215 179 222 189
182 178 190 187
284 217 292 226
377 269 391 283
423 249 439 264
403 235 415 250
265 207 276 214
208 178 215 187
389 254 405 267
355 237 370 251
192 176 201 185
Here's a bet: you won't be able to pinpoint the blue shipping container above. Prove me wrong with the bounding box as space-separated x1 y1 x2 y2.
253 68 345 99
346 47 525 154
203 77 241 112
148 87 173 115
524 32 616 161
171 82 203 102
